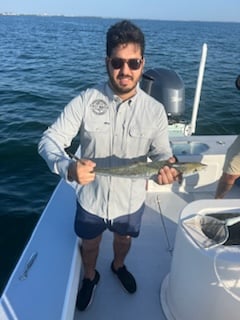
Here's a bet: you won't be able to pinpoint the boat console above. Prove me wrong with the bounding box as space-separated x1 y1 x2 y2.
161 199 240 320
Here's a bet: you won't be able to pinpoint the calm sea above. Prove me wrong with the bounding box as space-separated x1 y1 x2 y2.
0 15 240 293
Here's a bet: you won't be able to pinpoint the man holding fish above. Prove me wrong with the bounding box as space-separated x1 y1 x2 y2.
39 20 201 311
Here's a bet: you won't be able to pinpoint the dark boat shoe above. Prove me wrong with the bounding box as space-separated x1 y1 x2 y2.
111 261 137 293
76 270 100 311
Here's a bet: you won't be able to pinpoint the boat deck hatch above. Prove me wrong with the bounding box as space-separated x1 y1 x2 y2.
171 141 209 155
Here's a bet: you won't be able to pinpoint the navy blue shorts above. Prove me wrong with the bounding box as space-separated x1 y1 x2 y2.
74 202 145 240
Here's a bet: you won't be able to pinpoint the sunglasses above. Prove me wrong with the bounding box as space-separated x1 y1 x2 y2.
109 57 143 70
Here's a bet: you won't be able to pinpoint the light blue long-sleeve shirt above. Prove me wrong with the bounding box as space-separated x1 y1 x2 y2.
38 82 172 219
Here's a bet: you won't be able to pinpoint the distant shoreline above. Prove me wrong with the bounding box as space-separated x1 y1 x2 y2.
0 12 104 18
0 13 239 24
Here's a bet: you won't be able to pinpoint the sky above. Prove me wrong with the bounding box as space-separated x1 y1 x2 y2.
1 0 240 23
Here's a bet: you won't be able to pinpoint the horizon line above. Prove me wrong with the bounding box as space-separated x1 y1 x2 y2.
1 12 240 24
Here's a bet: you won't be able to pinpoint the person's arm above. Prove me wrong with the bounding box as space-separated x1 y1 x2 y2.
215 135 240 198
38 95 84 181
215 172 239 199
148 103 178 185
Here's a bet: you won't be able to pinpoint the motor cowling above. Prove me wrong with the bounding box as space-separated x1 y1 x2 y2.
140 68 185 122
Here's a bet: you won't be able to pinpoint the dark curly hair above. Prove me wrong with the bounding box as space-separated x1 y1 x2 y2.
106 20 145 57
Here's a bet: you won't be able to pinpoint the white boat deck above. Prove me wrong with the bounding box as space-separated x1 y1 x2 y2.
74 187 239 320
74 191 181 320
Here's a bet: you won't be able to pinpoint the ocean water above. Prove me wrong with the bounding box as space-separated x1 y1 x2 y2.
0 15 240 293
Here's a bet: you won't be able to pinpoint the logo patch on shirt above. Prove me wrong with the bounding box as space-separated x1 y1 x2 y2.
90 99 108 115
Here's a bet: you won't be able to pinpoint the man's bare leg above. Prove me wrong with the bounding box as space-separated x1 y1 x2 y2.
80 234 102 280
111 233 136 293
112 233 131 269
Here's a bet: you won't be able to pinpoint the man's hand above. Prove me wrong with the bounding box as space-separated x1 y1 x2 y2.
68 159 96 185
157 156 180 185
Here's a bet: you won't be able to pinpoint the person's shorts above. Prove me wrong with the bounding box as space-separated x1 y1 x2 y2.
74 201 145 240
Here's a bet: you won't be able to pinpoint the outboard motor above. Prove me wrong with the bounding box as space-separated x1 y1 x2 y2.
140 68 185 124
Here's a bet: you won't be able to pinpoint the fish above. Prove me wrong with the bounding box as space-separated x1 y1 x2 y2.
68 153 206 179
93 161 206 178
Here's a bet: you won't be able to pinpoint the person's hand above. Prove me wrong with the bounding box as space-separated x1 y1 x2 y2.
157 156 180 185
68 159 96 185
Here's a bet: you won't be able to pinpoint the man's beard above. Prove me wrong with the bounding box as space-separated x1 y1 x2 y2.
109 79 136 95
107 68 139 96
